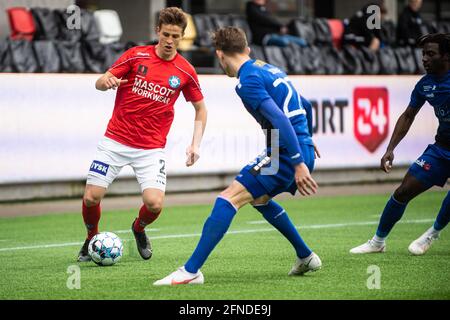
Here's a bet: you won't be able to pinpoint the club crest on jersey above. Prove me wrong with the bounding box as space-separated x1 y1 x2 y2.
137 65 148 76
168 75 181 89
90 160 110 176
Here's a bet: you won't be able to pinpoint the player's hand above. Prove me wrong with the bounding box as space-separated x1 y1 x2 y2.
105 76 128 90
295 163 318 196
313 143 321 159
185 145 200 167
380 150 394 173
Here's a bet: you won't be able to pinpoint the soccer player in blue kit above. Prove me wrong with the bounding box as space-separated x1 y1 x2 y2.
154 27 321 285
351 33 450 256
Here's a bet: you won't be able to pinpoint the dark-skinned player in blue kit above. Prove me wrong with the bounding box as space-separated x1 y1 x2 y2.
351 33 450 256
154 27 321 285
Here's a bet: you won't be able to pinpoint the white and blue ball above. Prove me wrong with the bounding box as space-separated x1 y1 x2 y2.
88 232 123 266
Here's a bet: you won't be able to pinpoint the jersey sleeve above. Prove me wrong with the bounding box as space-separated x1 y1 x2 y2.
182 70 204 102
409 81 426 109
107 48 135 79
236 74 271 110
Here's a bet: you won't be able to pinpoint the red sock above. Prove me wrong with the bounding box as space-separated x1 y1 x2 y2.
133 205 161 233
82 200 101 240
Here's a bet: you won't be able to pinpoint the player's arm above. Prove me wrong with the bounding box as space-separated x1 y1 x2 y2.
95 71 129 91
186 99 207 167
259 98 318 196
381 106 420 173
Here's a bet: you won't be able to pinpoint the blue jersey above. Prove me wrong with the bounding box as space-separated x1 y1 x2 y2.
235 59 313 150
409 71 450 149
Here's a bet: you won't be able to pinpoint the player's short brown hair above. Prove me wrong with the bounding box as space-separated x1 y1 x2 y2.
157 7 187 32
212 27 248 54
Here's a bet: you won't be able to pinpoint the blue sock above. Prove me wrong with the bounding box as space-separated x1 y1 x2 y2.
254 200 312 259
184 197 237 273
434 191 450 231
376 195 408 238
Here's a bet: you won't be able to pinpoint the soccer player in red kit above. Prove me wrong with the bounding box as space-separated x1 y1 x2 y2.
77 7 207 262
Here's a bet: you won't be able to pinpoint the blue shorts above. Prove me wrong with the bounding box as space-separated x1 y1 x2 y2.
408 144 450 188
236 144 315 199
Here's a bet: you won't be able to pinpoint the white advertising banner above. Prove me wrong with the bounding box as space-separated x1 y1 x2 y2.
0 74 438 184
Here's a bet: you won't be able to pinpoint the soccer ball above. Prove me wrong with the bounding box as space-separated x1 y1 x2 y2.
88 232 123 266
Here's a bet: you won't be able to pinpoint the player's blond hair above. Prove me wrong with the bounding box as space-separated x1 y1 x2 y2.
157 7 188 32
212 27 248 54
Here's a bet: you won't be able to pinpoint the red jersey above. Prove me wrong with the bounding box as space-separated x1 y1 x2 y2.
105 45 203 149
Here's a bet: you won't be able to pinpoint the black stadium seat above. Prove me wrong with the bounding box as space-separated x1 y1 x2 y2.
378 47 398 74
282 44 305 74
395 47 416 75
263 46 288 71
230 14 253 45
55 41 85 73
0 40 14 72
33 40 60 72
193 14 215 47
9 39 39 72
359 46 380 75
301 46 326 75
289 18 316 47
249 44 265 61
31 7 60 40
312 18 332 47
341 45 363 75
322 46 345 75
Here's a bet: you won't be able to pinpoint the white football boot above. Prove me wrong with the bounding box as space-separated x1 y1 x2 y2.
288 252 322 276
408 228 439 256
153 266 204 286
350 240 386 254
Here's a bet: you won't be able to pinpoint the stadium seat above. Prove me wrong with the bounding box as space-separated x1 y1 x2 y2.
394 47 416 74
0 40 13 72
54 9 82 42
282 44 305 74
193 14 215 47
300 46 326 75
341 45 363 75
30 7 59 40
289 18 315 46
322 46 345 75
263 46 288 72
229 14 252 45
178 13 197 51
9 39 39 72
209 14 231 29
33 40 61 72
82 40 106 73
249 44 265 62
93 10 123 44
327 19 344 49
378 47 398 74
313 18 332 46
55 41 85 73
358 47 380 75
7 7 36 41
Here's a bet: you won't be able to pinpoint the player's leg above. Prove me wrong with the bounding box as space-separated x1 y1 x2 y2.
153 180 253 286
250 144 320 275
78 137 126 261
78 184 107 262
132 149 167 260
251 196 321 275
131 188 165 260
350 145 450 254
350 173 430 254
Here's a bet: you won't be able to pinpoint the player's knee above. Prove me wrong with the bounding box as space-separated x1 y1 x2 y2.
143 197 164 213
83 193 102 207
393 186 413 204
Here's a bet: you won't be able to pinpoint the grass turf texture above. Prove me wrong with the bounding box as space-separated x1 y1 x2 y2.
0 190 448 300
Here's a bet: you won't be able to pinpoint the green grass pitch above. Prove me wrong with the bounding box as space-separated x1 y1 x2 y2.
0 190 449 300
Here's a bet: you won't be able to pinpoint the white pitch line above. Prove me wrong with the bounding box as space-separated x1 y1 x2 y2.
0 219 435 253
114 228 160 234
247 220 268 225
